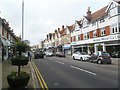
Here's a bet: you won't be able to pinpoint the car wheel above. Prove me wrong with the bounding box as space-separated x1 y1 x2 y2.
97 59 102 64
90 59 93 62
80 57 83 61
73 56 75 60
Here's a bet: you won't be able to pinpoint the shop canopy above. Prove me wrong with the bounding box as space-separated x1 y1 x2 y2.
63 44 71 49
0 37 12 47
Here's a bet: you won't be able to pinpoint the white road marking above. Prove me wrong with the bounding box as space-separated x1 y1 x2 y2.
55 61 65 65
70 65 96 76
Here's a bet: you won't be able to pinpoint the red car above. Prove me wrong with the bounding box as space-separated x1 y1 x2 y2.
55 52 65 57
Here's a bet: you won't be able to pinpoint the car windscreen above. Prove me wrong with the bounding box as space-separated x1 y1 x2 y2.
102 52 110 56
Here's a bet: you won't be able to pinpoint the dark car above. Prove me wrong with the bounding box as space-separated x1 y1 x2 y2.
90 51 111 64
56 51 65 57
34 51 44 59
110 51 120 58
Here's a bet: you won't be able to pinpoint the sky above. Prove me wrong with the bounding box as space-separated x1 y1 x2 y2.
0 0 110 46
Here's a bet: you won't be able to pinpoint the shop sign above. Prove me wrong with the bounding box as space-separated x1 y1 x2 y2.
93 34 120 42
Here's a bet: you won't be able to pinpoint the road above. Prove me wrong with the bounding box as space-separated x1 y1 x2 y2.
33 56 118 88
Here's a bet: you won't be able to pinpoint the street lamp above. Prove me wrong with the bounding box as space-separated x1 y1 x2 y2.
22 0 24 40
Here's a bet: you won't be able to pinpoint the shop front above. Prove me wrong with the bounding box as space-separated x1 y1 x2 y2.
63 44 71 55
71 34 120 55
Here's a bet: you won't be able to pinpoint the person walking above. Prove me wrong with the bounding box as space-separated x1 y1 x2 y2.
28 51 31 61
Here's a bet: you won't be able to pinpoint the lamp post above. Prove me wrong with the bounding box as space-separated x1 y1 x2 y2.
22 0 24 40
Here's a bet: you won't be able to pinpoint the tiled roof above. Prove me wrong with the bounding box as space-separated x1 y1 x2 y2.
76 20 83 28
114 0 120 3
91 5 108 21
67 24 75 33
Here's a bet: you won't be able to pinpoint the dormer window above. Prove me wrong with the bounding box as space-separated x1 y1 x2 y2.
100 18 105 23
83 21 89 28
92 21 96 26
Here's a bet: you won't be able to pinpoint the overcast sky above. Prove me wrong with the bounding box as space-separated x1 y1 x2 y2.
0 0 110 46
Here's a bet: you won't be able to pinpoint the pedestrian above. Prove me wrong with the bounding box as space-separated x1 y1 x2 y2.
28 51 31 61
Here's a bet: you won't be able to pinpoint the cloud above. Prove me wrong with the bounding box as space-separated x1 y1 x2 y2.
0 0 110 46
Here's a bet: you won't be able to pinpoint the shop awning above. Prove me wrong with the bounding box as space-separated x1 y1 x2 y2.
1 38 7 46
6 40 12 46
63 44 71 49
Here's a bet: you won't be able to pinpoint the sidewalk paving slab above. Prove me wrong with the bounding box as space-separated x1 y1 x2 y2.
1 60 36 90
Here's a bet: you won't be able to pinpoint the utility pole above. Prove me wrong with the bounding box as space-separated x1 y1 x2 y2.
22 0 24 40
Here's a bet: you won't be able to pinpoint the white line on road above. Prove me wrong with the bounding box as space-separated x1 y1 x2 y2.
70 65 96 76
55 61 65 65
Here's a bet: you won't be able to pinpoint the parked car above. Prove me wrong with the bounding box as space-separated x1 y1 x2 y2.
90 51 111 64
56 51 65 57
34 51 44 59
72 51 91 61
46 51 54 57
110 51 120 58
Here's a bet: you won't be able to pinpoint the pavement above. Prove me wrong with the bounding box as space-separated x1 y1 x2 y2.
1 59 37 90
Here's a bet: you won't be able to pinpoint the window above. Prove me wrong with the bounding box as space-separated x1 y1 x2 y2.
110 5 117 17
78 35 80 41
100 18 105 23
101 28 105 36
83 20 89 28
72 37 74 42
84 33 89 40
111 23 119 34
119 22 120 33
76 35 78 41
93 30 97 37
118 6 120 14
92 21 96 26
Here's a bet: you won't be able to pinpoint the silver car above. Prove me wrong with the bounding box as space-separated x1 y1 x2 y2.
90 51 111 64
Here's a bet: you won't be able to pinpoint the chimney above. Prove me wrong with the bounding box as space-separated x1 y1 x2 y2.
86 7 91 21
58 28 60 32
62 25 64 30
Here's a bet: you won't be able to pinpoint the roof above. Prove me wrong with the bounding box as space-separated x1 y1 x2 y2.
76 20 83 28
58 27 66 36
67 24 75 33
114 0 120 3
91 5 108 21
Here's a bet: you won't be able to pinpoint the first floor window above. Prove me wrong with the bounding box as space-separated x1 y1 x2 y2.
111 23 119 34
93 30 97 37
101 28 105 36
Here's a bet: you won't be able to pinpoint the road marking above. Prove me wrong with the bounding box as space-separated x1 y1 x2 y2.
55 61 64 65
70 65 96 76
32 61 48 90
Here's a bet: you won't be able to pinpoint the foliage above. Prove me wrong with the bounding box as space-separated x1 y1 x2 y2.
16 42 29 53
8 71 30 80
98 44 103 51
11 56 28 61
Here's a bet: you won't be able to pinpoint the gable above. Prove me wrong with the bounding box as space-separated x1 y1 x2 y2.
106 0 119 12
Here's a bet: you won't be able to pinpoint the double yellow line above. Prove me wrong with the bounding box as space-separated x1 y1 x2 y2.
32 61 48 90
